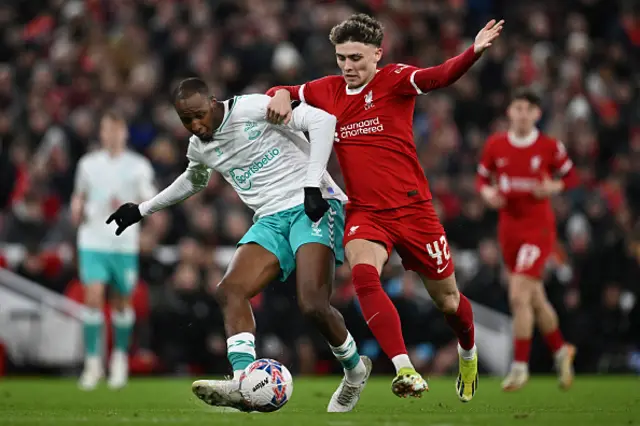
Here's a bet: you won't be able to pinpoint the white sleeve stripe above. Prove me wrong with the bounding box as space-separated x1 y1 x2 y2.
409 70 423 95
477 164 490 177
559 159 573 175
298 84 306 103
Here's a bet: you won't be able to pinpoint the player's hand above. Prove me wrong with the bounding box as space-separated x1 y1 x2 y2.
106 202 142 236
533 177 563 199
474 19 504 54
303 187 330 223
266 90 293 125
480 185 505 209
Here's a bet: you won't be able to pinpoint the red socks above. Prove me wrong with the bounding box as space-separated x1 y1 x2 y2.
543 328 565 354
444 293 475 350
352 265 477 356
514 338 532 363
513 329 565 364
352 264 408 359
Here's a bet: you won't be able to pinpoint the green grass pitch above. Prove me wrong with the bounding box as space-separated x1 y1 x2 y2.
0 376 638 425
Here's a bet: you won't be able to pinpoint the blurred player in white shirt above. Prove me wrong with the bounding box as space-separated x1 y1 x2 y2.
71 111 156 390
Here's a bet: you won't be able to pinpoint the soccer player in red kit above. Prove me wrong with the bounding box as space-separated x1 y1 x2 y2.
266 13 504 402
476 89 577 391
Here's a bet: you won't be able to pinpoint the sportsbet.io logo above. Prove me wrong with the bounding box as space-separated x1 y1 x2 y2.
229 148 281 190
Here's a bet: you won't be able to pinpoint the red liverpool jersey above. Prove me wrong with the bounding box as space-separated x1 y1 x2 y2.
477 129 577 234
268 46 480 210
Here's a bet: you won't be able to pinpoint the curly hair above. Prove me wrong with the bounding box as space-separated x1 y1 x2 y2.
329 14 384 47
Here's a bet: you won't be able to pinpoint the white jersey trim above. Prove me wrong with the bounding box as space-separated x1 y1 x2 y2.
409 70 423 95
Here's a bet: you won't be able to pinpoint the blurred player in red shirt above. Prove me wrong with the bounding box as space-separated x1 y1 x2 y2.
266 13 503 401
476 89 578 391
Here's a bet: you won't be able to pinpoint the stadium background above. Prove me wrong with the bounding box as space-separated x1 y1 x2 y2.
0 0 638 380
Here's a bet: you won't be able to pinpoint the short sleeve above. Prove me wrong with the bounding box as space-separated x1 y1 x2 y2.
389 63 424 96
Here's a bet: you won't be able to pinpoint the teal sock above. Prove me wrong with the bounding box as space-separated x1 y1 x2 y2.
330 332 362 371
227 332 256 378
83 309 104 357
112 308 135 353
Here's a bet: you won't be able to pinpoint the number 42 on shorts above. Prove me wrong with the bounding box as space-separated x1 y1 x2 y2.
426 235 451 274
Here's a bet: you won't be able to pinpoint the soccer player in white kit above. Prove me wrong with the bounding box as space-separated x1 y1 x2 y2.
71 111 156 390
108 78 372 412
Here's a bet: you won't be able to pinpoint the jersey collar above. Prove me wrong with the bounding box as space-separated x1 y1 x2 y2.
345 70 380 95
507 129 539 148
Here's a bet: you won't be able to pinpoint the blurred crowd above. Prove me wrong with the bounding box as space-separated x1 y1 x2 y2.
1 0 639 376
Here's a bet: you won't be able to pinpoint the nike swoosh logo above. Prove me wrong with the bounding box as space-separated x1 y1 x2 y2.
437 262 450 274
366 312 380 325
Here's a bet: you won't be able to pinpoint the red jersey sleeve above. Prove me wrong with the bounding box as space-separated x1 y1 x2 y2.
550 139 579 189
476 136 496 190
266 76 339 112
392 45 480 96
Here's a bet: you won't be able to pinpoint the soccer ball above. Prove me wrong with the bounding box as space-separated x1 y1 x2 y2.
239 358 293 412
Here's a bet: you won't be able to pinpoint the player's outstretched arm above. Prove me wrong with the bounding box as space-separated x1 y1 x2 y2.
287 103 337 222
107 165 210 236
409 19 504 94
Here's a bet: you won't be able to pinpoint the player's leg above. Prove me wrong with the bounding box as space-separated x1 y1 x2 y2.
343 209 426 398
192 219 282 411
217 244 281 376
418 271 477 402
290 200 371 411
502 272 536 390
392 203 476 402
77 249 108 390
107 253 138 390
527 244 575 390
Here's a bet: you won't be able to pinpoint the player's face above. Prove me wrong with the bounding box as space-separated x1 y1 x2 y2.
335 42 382 88
175 93 215 141
100 117 127 150
507 99 541 134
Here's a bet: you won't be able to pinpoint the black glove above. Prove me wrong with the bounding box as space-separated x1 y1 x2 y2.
106 203 142 236
303 187 330 222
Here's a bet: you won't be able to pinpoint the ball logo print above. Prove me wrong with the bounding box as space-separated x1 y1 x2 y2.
270 367 288 405
239 358 293 412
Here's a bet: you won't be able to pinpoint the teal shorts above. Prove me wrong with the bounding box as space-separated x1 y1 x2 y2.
77 249 138 296
238 199 345 281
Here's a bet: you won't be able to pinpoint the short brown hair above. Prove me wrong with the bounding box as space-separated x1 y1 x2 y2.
510 88 542 107
329 13 384 47
102 109 126 124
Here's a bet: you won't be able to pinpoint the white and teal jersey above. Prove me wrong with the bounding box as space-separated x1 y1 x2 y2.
74 149 156 253
186 94 346 220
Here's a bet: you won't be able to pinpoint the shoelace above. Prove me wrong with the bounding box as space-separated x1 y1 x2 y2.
336 381 360 406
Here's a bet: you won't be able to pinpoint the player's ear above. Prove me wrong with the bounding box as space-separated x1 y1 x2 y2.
375 47 383 62
532 105 542 122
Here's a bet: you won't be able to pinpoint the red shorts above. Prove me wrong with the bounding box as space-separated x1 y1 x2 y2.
498 230 555 279
343 201 454 280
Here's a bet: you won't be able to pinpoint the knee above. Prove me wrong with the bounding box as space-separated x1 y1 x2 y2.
508 275 536 311
351 264 381 297
508 288 531 311
214 278 244 307
530 285 550 311
298 286 331 321
111 296 130 312
433 288 460 314
84 286 104 310
298 298 331 322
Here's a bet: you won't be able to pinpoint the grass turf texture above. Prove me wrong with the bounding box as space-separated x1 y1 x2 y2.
0 376 638 425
